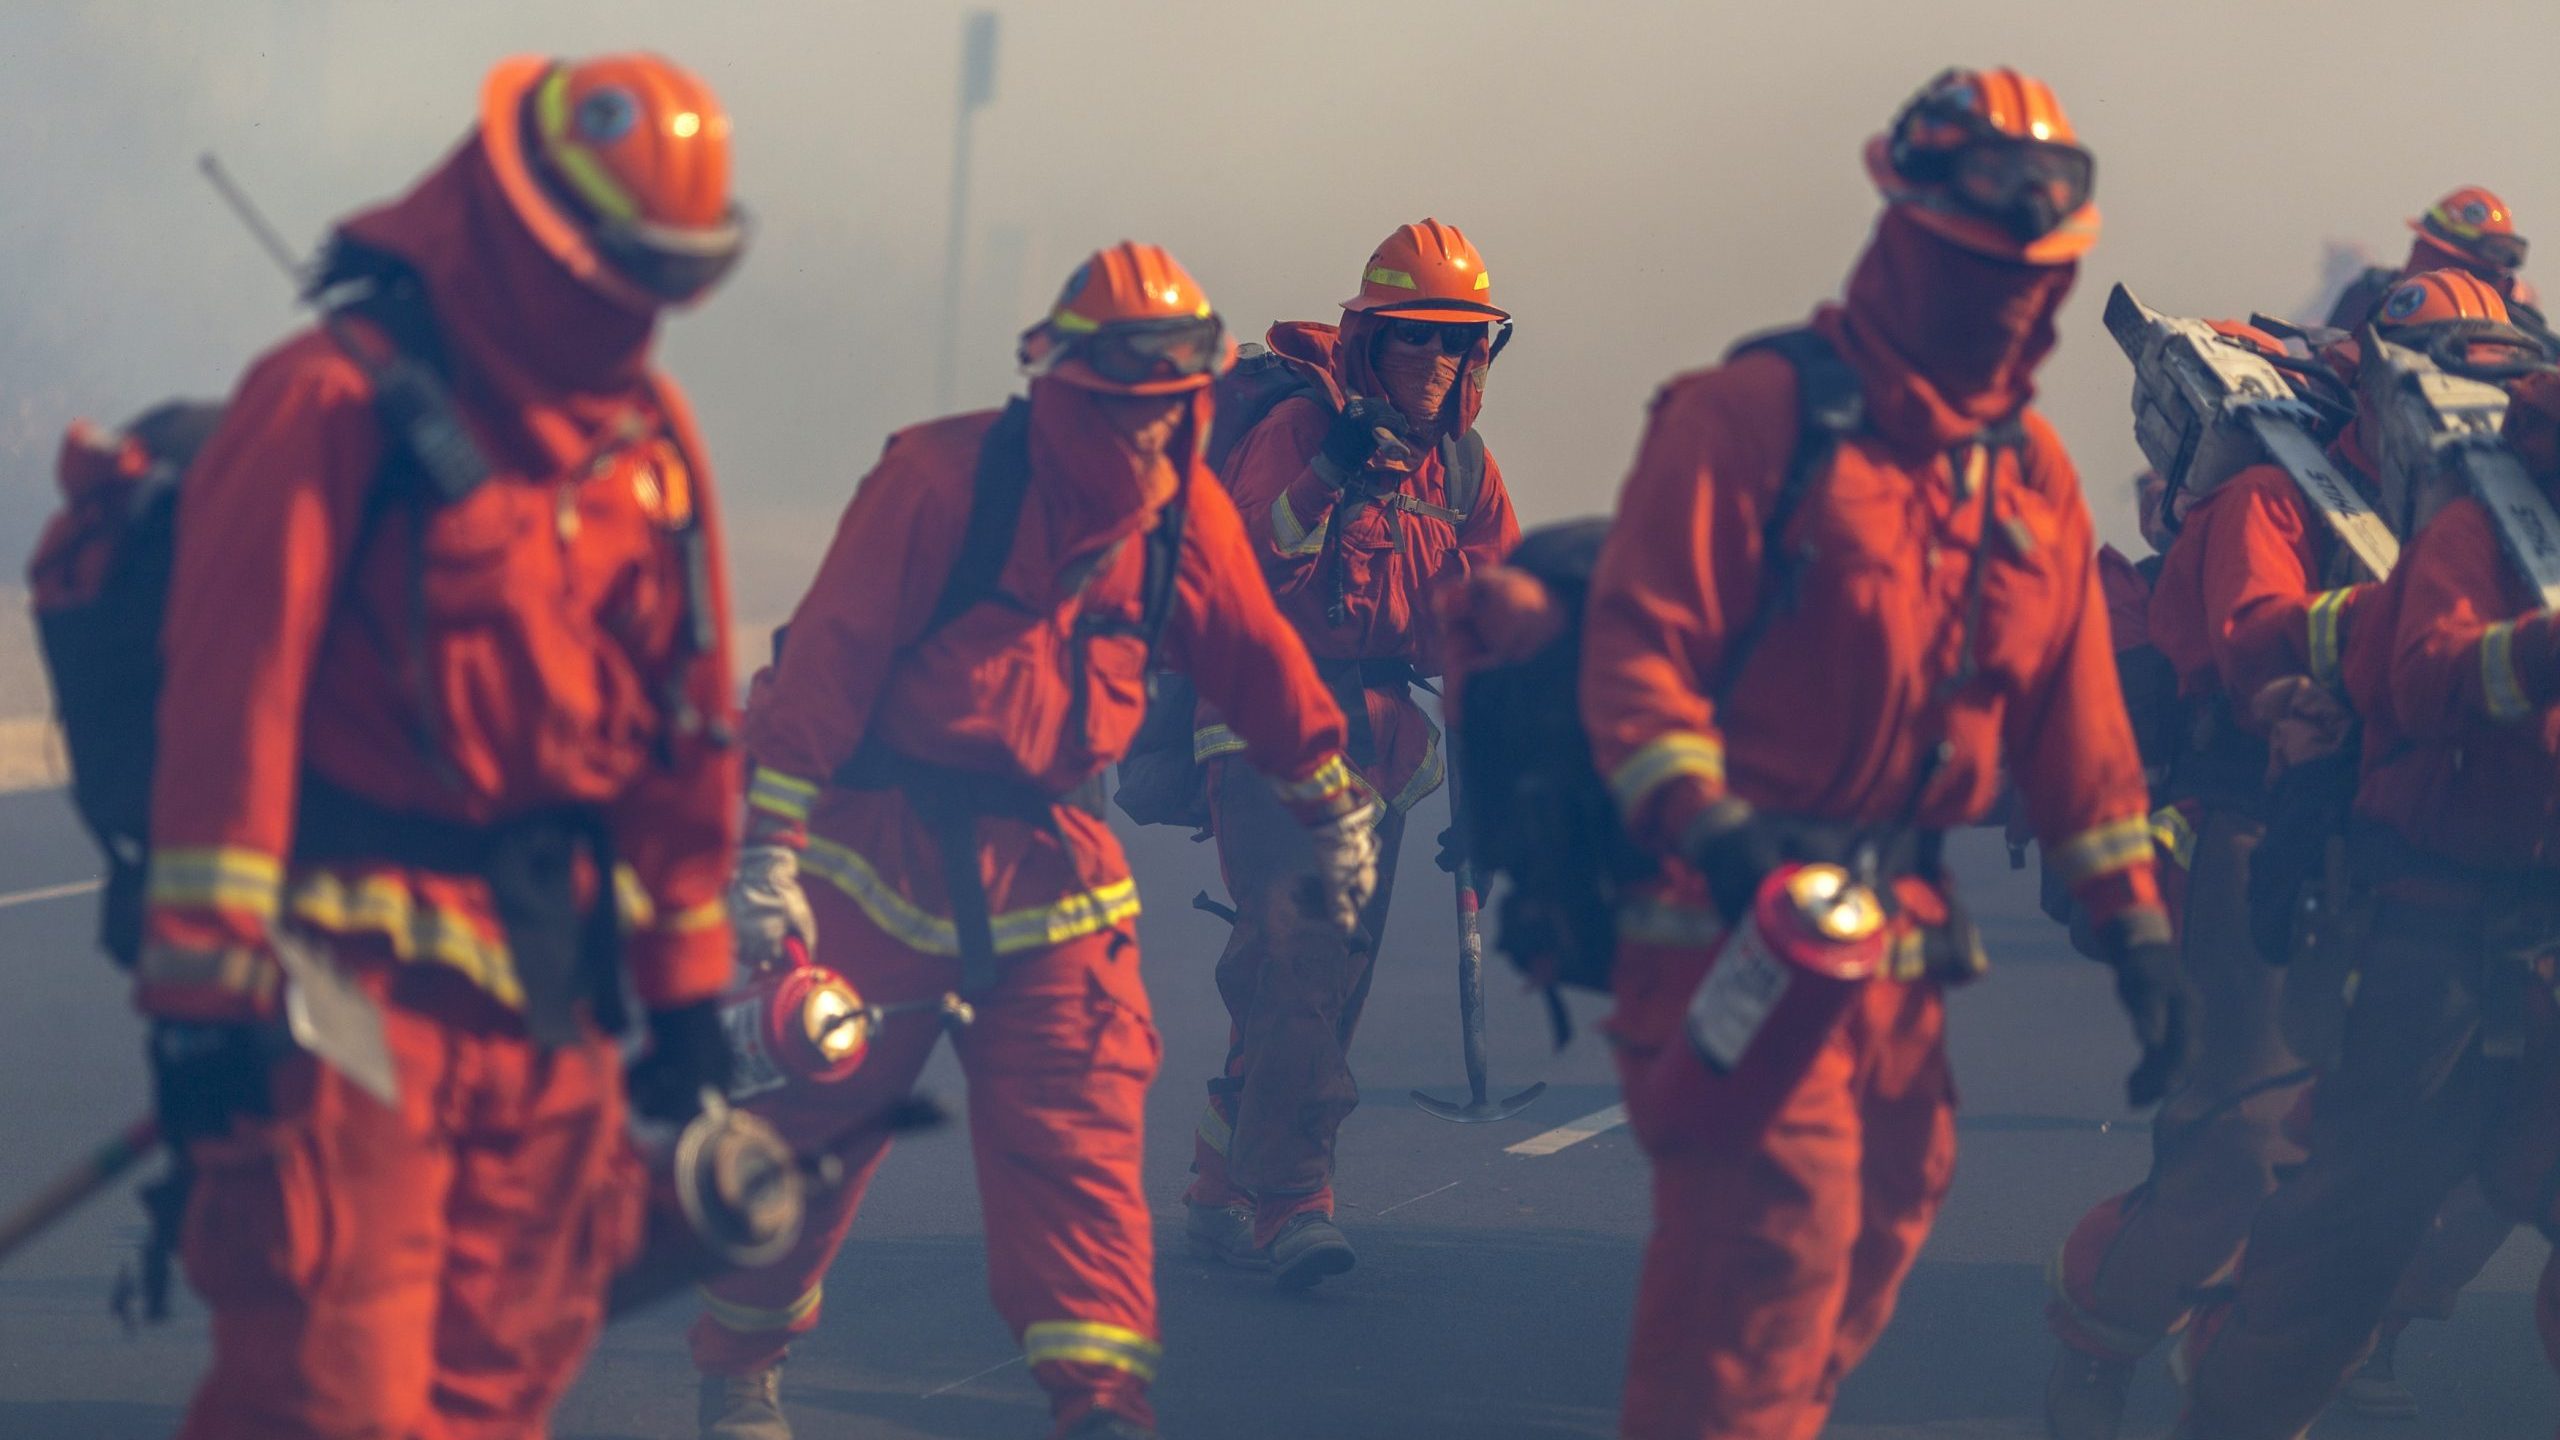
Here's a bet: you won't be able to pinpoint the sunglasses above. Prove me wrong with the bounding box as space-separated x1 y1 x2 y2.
1385 319 1485 354
1075 314 1228 386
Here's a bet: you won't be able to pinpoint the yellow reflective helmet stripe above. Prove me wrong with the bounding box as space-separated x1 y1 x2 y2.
534 66 642 224
1365 266 1418 290
1474 270 1494 291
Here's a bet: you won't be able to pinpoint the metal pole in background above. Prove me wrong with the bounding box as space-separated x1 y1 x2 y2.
934 10 1000 412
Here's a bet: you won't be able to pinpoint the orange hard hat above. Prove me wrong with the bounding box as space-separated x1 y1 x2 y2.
481 53 746 311
1866 66 2099 265
1018 242 1234 396
1341 219 1509 323
2376 268 2512 330
2411 186 2527 274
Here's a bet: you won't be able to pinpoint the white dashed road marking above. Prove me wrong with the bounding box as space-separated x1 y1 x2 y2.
1505 1103 1628 1157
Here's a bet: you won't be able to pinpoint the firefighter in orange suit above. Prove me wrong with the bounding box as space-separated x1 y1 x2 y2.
691 243 1378 1440
1580 67 2182 1440
1182 219 1521 1286
135 54 745 1440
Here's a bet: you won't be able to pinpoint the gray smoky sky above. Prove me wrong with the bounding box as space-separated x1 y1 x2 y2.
5 0 2557 622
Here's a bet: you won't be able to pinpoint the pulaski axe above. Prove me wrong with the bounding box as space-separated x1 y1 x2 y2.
1411 780 1546 1123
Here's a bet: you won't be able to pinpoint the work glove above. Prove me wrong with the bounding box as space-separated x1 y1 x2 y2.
148 1019 278 1148
625 1000 735 1124
2100 916 2194 1109
729 843 817 972
1679 799 1781 928
1300 798 1384 937
1317 399 1415 483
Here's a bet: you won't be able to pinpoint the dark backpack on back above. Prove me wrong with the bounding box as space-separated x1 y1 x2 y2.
1453 328 1863 1017
28 248 485 967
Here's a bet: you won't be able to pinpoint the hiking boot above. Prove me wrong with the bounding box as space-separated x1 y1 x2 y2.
2043 1345 2134 1440
1269 1212 1356 1291
699 1365 791 1440
2339 1329 2421 1420
1185 1200 1270 1270
1059 1412 1158 1439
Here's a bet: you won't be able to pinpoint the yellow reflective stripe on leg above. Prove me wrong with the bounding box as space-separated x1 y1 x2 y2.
1606 732 1725 816
2482 620 2533 723
749 766 821 823
1024 1320 1161 1382
2307 588 2351 690
2049 815 2155 888
1271 491 1327 559
146 846 282 919
282 872 524 1008
699 1282 824 1335
799 836 1142 959
1192 723 1247 764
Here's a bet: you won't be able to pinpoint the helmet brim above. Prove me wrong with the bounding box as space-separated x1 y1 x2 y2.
1346 298 1512 323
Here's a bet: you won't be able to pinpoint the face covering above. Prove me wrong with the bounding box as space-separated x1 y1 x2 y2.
1374 338 1462 432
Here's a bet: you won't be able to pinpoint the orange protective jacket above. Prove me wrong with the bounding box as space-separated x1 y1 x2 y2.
1196 319 1519 812
2355 493 2560 873
139 137 739 1022
742 379 1360 960
1582 213 2161 932
2147 447 2376 707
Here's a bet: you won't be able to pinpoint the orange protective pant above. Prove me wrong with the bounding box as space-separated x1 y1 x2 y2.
690 886 1163 1435
176 946 640 1440
2179 897 2560 1438
1186 757 1405 1243
1606 925 1958 1440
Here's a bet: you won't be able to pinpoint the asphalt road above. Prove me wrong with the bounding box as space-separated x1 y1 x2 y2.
0 783 2548 1439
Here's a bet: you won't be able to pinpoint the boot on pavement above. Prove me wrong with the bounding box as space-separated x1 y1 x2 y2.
700 1364 791 1440
1184 1200 1270 1270
2044 1345 2134 1440
1270 1212 1356 1291
2338 1327 2421 1420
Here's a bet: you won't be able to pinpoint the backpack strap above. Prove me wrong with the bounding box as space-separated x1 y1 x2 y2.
1137 474 1189 660
1709 327 1864 705
923 397 1036 640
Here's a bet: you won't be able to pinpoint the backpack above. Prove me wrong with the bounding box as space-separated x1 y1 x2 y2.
1113 343 1487 827
1452 328 1863 1014
27 245 486 968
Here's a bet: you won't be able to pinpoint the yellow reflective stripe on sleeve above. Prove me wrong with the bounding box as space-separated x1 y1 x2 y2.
798 836 1141 959
1024 1319 1162 1382
1273 753 1358 807
698 1282 823 1335
613 864 655 930
282 872 524 1008
1192 723 1247 764
662 898 729 936
2147 807 2198 871
1606 732 1726 816
2482 620 2534 723
749 766 821 823
2048 815 2155 888
1387 716 1447 814
2307 589 2352 690
1195 1101 1233 1157
1364 265 1418 291
1271 492 1327 559
147 847 283 919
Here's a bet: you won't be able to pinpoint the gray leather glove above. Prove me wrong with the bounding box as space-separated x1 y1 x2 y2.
1302 799 1384 936
729 844 817 971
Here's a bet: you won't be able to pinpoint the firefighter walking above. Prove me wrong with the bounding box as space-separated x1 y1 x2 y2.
689 243 1378 1440
1181 219 1521 1286
120 53 747 1439
1579 67 2185 1439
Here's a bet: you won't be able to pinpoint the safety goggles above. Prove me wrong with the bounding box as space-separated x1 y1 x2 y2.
1068 313 1229 387
1937 137 2095 244
1385 318 1487 354
2437 225 2530 274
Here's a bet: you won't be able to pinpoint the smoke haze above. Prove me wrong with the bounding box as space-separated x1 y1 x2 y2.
5 0 2557 620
